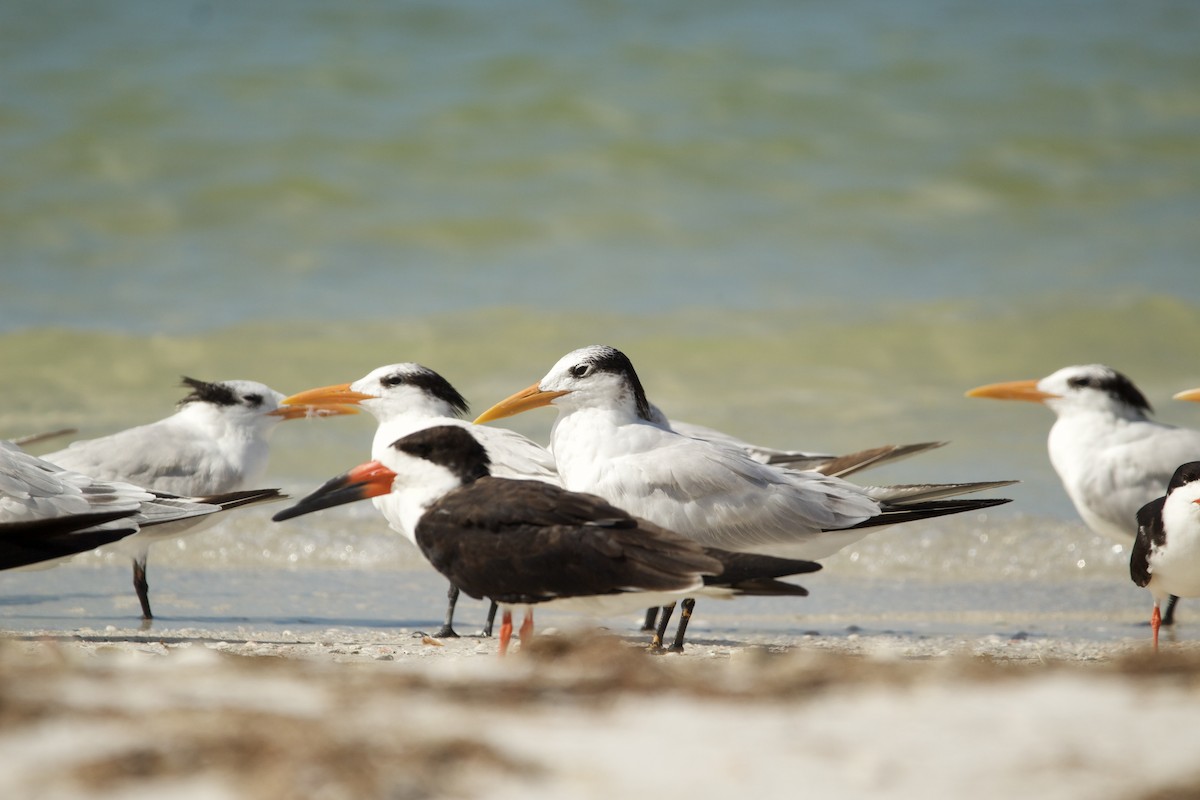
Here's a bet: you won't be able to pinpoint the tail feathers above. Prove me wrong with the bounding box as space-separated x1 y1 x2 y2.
189 488 287 511
702 548 822 584
9 428 78 448
862 480 1018 504
712 577 810 597
0 520 138 570
833 497 1012 532
812 442 946 478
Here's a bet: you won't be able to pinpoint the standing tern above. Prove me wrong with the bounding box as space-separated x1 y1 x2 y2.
475 345 1013 651
41 377 346 618
1132 462 1200 650
281 363 560 637
967 365 1200 625
1 440 279 570
274 425 823 655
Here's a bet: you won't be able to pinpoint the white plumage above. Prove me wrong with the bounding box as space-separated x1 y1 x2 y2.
477 345 1004 561
968 364 1200 545
36 378 322 617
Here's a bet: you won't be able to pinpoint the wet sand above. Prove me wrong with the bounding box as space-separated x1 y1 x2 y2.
4 618 1200 800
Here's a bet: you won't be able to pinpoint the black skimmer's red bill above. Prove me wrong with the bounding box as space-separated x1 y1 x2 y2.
475 344 1013 651
273 425 824 656
967 365 1200 626
1132 461 1200 650
41 377 325 620
0 439 282 571
282 363 561 638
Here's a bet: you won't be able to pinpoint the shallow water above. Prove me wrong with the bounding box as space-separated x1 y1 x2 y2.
0 509 1177 647
2 0 1197 644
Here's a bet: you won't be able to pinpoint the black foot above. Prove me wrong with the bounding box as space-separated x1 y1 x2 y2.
640 607 658 632
432 625 460 639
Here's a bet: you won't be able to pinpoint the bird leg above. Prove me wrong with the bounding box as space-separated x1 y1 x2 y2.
1162 594 1180 626
498 610 514 656
640 607 659 631
668 598 697 653
132 557 153 620
433 583 461 638
519 609 534 647
651 603 676 650
1152 603 1162 652
479 600 499 637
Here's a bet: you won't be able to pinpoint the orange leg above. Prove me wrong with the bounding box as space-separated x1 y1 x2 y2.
1152 603 1161 652
499 609 513 656
518 609 534 648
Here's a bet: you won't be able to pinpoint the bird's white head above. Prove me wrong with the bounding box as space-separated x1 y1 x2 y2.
474 345 653 424
176 378 295 435
347 363 471 421
279 363 466 423
967 364 1152 421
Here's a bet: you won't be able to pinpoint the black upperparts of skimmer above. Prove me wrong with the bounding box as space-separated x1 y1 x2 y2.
474 344 1013 650
40 377 335 620
967 364 1200 626
1132 461 1200 650
273 425 823 655
281 363 560 638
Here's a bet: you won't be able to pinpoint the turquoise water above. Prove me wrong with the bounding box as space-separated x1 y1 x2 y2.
1 0 1196 330
2 1 1199 636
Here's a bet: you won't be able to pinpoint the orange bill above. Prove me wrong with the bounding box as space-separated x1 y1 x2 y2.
473 383 569 424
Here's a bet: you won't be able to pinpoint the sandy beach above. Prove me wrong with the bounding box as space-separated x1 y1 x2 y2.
4 615 1200 800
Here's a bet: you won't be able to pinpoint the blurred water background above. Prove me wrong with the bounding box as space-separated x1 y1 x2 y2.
2 0 1198 640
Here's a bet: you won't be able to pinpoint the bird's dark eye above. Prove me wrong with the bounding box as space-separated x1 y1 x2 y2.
244 393 264 407
569 364 590 378
1067 376 1093 389
381 374 404 388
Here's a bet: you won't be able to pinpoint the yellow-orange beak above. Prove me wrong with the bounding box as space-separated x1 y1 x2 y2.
965 379 1058 404
473 383 569 424
271 383 370 420
1174 388 1200 403
268 402 360 421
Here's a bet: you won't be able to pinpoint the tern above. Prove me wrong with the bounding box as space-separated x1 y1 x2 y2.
41 377 344 618
1132 462 1200 650
281 363 560 637
286 364 973 640
475 345 1013 651
1 440 281 571
967 364 1200 626
274 425 823 655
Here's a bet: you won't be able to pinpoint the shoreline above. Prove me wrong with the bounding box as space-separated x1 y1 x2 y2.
4 625 1200 799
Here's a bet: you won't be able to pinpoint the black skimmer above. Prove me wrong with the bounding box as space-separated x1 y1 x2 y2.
967 365 1200 625
273 425 824 655
1132 461 1200 649
42 377 343 618
474 344 1013 651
